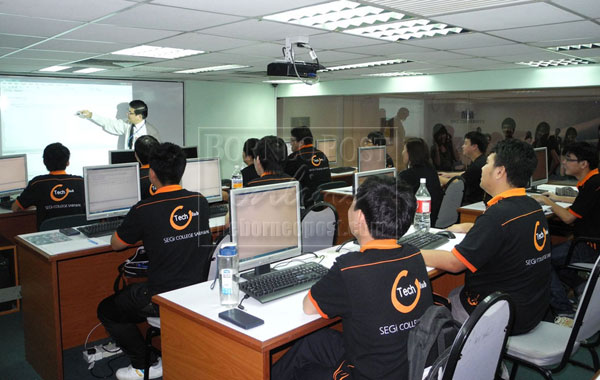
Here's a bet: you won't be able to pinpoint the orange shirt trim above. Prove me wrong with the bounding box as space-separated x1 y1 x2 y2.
568 208 583 219
486 188 526 207
154 185 182 195
49 170 67 175
114 232 132 246
577 168 599 187
307 290 329 319
359 239 401 252
452 247 477 273
140 164 149 169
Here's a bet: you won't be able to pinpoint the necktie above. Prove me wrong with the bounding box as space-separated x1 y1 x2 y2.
128 124 135 149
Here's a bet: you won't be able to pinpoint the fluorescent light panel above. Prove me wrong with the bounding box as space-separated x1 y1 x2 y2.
174 64 250 74
547 43 600 52
320 59 409 72
264 0 466 41
516 58 594 67
39 66 71 72
362 71 424 77
111 45 204 59
263 79 305 84
73 68 106 74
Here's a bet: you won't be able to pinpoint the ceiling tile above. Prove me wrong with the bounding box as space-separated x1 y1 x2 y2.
402 33 511 50
304 32 391 50
150 0 327 17
0 14 83 38
450 43 546 57
0 0 133 22
444 57 504 67
492 51 577 62
363 0 532 17
96 4 243 32
8 49 99 61
433 3 582 31
559 50 600 59
314 50 371 63
218 42 284 59
335 42 434 56
59 24 180 45
551 0 600 18
392 50 470 61
531 37 600 48
0 34 45 49
153 33 256 52
199 20 323 42
34 39 130 54
489 21 600 43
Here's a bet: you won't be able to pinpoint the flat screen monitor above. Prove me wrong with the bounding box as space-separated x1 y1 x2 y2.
180 158 222 203
358 146 386 172
109 150 137 165
353 168 397 195
83 163 141 221
0 154 28 199
230 181 302 277
285 142 293 156
182 146 198 159
316 139 337 164
529 147 548 190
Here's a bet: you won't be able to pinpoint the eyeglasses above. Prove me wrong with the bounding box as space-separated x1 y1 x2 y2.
562 157 579 162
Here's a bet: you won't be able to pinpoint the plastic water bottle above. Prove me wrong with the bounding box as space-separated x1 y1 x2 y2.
218 243 239 307
231 165 243 189
415 178 431 233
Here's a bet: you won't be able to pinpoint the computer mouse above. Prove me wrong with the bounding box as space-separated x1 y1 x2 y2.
436 230 456 239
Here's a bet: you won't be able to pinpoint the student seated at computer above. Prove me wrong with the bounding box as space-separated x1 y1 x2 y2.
532 142 599 319
134 135 159 200
271 176 433 380
248 136 293 187
365 130 394 168
241 138 260 187
438 131 488 205
422 139 551 335
285 126 331 206
398 137 442 226
12 142 85 230
97 143 212 380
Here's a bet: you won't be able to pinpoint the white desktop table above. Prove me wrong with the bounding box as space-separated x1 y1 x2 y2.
154 235 465 380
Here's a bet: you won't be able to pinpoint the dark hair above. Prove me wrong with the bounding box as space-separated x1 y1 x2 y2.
525 131 532 140
565 127 577 139
501 117 516 131
464 131 488 153
354 176 415 239
149 143 186 185
43 143 70 171
367 131 386 146
490 139 536 188
129 99 148 119
563 142 598 170
243 138 259 159
253 136 288 173
433 124 448 141
405 137 430 168
290 126 313 145
134 135 159 165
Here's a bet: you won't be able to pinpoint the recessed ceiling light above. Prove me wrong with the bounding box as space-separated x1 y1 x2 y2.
547 43 600 52
73 68 106 74
516 58 595 67
174 64 250 74
262 79 306 84
362 71 424 77
319 59 409 72
264 0 467 42
39 65 71 72
111 45 204 59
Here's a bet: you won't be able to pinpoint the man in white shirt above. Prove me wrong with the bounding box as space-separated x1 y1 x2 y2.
79 100 160 149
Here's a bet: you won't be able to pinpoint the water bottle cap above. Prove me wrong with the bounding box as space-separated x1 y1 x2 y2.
219 243 237 256
420 178 426 183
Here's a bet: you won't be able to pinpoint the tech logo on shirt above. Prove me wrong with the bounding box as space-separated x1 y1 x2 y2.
533 221 548 252
170 205 198 231
391 270 426 313
50 184 74 202
311 155 323 167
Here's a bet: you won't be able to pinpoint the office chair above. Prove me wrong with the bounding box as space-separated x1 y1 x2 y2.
38 213 90 231
564 236 600 272
144 316 161 380
309 181 348 205
435 176 465 228
301 202 338 253
505 255 600 379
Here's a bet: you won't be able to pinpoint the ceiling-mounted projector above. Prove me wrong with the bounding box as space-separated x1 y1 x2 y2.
267 61 324 78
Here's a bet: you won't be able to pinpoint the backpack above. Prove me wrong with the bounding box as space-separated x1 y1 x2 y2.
408 304 462 380
113 246 149 292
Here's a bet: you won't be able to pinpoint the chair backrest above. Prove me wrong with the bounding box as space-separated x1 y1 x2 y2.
301 202 338 253
441 292 514 380
571 255 600 349
207 233 231 282
435 176 465 229
310 181 348 204
38 213 90 231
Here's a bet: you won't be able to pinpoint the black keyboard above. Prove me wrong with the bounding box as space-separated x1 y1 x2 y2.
239 262 329 303
0 199 13 210
78 220 122 238
209 204 229 218
331 167 356 174
398 231 449 250
555 186 578 197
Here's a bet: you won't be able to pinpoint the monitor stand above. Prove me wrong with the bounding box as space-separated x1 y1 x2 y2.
240 264 272 281
527 186 546 194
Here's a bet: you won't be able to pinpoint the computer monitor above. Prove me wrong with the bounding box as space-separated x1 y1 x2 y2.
316 139 337 164
230 181 302 277
529 147 548 191
285 142 293 156
109 150 137 165
353 168 397 195
182 146 198 159
83 163 141 221
358 146 386 172
0 154 28 199
180 157 223 203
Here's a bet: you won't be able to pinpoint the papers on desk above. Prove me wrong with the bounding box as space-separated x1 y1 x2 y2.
22 232 72 245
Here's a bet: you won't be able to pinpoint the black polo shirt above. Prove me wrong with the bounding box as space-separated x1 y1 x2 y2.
241 164 259 187
247 172 294 187
461 154 486 204
15 171 85 229
398 165 443 226
285 144 331 205
308 240 433 380
453 188 551 335
569 168 600 239
139 165 156 200
114 185 212 295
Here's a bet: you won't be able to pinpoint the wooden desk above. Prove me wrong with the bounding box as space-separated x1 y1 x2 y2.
16 216 227 380
0 208 36 242
155 238 466 380
331 171 355 187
